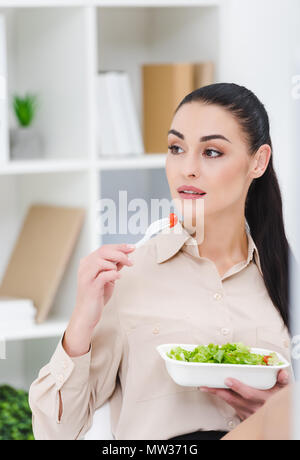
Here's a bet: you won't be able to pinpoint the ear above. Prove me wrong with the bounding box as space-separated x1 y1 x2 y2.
249 144 272 179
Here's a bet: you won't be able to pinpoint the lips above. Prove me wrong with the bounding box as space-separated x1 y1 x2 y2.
177 185 206 195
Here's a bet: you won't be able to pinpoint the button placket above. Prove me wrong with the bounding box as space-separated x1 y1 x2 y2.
211 290 233 341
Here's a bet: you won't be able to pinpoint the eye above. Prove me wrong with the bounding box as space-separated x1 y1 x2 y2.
168 145 223 158
168 145 184 155
204 148 223 158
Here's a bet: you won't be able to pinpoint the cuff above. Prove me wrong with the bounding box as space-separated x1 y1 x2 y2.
49 332 92 391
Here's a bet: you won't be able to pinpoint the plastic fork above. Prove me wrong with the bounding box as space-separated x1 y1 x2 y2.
132 213 178 249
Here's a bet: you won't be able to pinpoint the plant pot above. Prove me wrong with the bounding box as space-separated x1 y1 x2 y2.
9 126 44 160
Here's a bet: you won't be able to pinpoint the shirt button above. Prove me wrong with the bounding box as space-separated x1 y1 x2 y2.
221 328 230 336
213 292 223 301
57 374 64 383
227 419 235 429
283 339 289 348
62 361 68 369
152 327 160 334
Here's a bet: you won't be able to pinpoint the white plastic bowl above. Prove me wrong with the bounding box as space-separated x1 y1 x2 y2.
156 343 290 390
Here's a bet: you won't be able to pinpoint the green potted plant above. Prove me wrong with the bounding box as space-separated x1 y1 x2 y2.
0 384 34 440
10 92 43 160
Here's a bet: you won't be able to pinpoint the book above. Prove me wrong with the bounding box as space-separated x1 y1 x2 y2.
119 72 144 156
142 62 194 154
142 61 215 154
96 72 116 156
0 297 36 324
0 14 8 164
106 71 132 156
96 71 143 157
0 204 85 324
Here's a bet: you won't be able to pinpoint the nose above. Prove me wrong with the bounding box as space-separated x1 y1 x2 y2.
182 153 201 178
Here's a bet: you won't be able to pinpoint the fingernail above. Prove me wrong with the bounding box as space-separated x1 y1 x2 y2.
225 379 233 387
127 244 136 249
199 387 209 392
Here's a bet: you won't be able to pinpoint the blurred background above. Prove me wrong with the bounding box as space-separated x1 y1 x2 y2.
0 0 299 440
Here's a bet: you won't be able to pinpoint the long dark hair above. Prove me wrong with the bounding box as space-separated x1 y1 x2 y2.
175 82 292 330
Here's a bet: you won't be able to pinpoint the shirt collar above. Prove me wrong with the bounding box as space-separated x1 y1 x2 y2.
155 219 263 277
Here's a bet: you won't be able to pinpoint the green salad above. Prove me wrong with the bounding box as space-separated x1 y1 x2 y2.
166 342 283 366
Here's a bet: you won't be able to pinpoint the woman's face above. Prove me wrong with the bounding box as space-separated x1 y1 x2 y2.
166 102 264 225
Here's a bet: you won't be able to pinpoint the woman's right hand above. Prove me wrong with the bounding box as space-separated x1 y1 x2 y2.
62 243 136 357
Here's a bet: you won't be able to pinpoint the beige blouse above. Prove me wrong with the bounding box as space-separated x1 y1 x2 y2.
28 220 292 440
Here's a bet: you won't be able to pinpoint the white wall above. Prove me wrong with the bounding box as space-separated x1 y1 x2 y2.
218 0 298 254
289 0 300 440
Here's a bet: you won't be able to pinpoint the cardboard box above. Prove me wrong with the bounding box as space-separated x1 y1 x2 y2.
142 61 215 154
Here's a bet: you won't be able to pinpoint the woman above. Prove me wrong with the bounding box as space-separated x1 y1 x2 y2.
29 83 293 440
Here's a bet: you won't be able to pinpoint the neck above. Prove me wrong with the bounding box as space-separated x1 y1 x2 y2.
188 212 248 265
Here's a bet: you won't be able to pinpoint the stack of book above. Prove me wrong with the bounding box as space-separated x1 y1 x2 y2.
142 61 215 153
96 70 144 157
0 14 8 164
0 297 36 327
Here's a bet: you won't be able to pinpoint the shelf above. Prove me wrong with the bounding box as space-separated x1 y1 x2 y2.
96 0 220 6
1 318 68 341
0 155 167 174
96 153 166 170
0 0 221 8
0 1 87 7
0 159 90 175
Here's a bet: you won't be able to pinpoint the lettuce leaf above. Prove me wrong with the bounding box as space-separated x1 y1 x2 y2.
166 342 283 366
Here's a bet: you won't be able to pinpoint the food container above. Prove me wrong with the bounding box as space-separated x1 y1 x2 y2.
156 343 290 390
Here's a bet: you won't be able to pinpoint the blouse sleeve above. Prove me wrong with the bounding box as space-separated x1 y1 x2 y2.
28 289 124 440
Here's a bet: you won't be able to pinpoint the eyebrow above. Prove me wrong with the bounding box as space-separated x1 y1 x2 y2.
167 129 232 143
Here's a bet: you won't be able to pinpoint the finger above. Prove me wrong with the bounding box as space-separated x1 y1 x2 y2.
94 269 121 287
101 243 136 254
89 243 135 264
235 407 254 421
224 378 266 403
80 258 117 281
90 250 133 276
93 259 119 279
120 243 136 252
200 387 261 418
102 249 133 266
276 369 289 386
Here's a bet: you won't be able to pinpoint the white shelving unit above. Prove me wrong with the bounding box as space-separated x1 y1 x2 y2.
0 0 220 390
